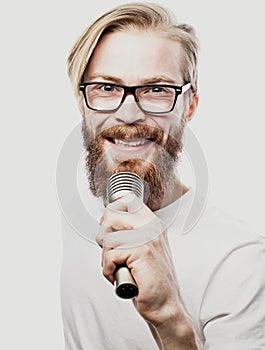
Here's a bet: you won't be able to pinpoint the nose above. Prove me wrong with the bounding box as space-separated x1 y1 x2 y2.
114 94 146 124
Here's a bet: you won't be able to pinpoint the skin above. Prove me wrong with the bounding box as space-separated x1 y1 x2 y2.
79 30 203 349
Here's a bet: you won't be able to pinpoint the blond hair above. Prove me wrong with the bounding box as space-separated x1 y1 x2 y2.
67 2 199 97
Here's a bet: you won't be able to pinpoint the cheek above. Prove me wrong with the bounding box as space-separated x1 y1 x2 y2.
77 95 86 117
83 112 108 138
83 115 95 139
153 116 180 142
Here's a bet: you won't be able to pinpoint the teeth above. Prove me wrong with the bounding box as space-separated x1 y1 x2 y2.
114 139 148 147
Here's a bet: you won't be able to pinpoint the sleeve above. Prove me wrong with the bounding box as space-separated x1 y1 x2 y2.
199 238 265 350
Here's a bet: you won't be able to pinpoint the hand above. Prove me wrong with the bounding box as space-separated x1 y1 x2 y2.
97 192 175 321
96 193 202 349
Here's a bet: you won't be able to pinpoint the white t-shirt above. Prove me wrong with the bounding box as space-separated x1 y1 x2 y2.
61 189 265 349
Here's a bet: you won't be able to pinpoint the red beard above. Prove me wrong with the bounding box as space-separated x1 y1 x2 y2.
82 122 184 210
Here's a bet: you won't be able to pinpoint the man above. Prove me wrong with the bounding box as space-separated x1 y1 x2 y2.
61 2 265 349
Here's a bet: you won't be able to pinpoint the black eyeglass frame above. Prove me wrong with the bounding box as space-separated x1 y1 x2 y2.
79 82 191 114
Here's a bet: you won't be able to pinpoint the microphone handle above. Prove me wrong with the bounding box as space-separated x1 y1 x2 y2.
114 265 138 299
107 172 144 299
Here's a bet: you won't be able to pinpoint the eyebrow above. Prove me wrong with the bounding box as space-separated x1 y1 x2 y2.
86 74 178 85
141 76 177 85
86 74 123 84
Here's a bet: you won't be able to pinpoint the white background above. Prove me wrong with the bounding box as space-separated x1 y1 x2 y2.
1 0 264 349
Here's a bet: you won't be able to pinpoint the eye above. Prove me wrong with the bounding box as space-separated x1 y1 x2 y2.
150 86 165 93
146 85 173 97
101 84 115 92
97 84 123 95
141 86 167 95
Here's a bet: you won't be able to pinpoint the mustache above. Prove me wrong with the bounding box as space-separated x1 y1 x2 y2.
98 124 164 144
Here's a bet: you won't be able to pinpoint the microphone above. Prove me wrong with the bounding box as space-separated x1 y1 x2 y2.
106 172 144 299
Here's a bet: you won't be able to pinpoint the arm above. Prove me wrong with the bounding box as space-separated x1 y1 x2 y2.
146 315 204 350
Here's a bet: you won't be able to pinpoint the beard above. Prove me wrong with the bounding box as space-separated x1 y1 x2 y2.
82 120 185 210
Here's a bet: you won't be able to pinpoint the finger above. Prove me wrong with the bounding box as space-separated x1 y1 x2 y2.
102 248 131 284
101 220 167 249
103 200 156 230
96 213 134 247
96 224 107 247
108 192 148 214
98 228 143 248
97 224 140 249
98 215 166 248
100 208 135 230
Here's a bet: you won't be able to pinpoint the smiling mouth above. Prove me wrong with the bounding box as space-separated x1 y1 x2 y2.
106 137 154 147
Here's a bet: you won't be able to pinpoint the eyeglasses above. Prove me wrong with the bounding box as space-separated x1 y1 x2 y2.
79 81 191 114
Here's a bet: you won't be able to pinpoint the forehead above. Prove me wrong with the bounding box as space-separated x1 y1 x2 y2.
84 30 184 85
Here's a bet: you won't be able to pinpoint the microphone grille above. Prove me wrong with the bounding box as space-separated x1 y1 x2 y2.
107 172 144 203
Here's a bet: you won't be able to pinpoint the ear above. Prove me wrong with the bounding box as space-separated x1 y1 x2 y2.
77 95 86 118
186 94 199 122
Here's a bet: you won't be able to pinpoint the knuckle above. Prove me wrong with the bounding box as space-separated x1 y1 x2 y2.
142 243 154 258
96 233 103 247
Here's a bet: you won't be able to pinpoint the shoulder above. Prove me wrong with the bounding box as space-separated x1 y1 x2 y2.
167 189 264 274
195 202 264 250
